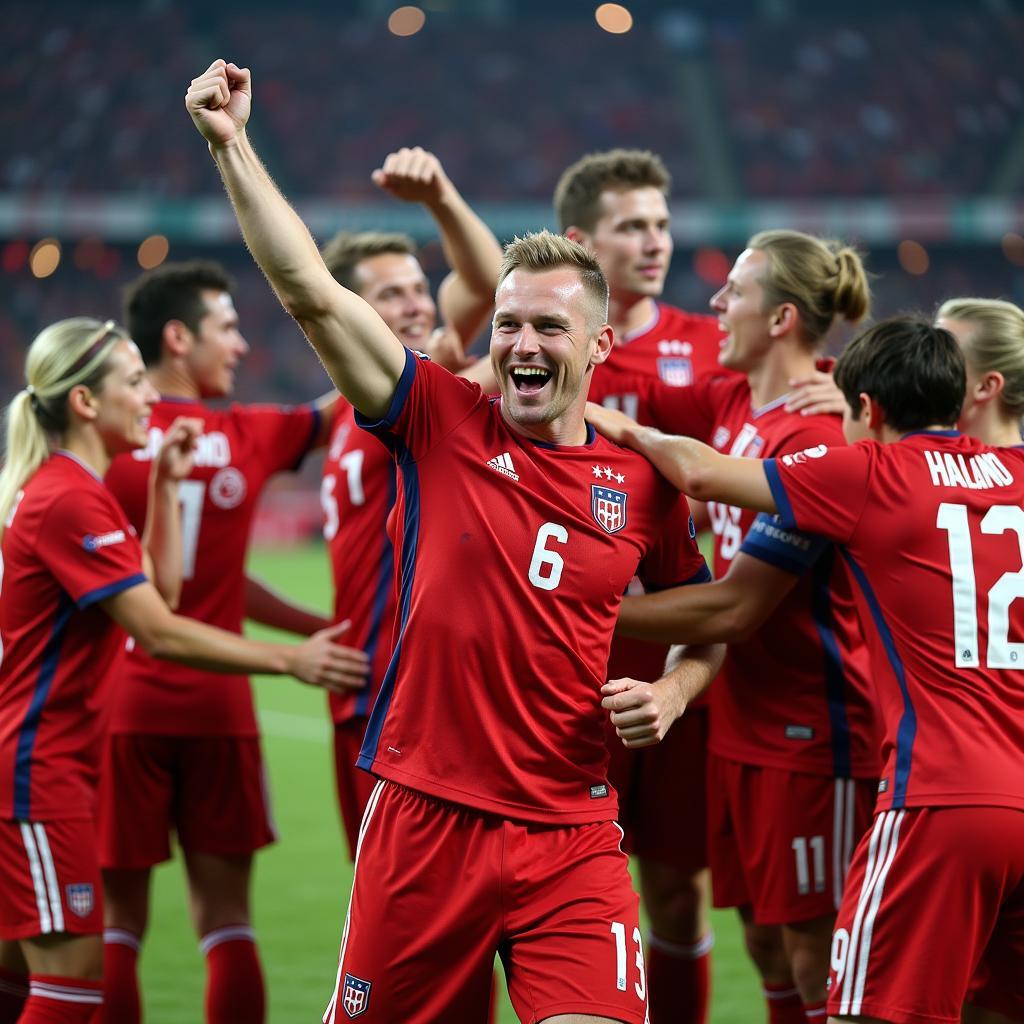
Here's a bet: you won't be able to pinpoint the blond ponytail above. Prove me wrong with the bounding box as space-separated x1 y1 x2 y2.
0 318 127 537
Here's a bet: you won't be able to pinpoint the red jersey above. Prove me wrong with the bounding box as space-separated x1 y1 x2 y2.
590 302 728 686
105 399 319 736
355 351 710 824
321 401 397 725
0 453 146 820
766 431 1024 811
640 374 879 778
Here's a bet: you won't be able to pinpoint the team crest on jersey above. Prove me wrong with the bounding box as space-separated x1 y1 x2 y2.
209 467 247 509
66 884 94 918
342 974 371 1018
656 357 693 387
592 485 628 534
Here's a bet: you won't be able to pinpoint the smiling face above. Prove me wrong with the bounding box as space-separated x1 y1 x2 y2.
184 289 249 398
709 248 777 373
491 267 611 441
90 340 160 454
354 252 437 348
574 186 672 302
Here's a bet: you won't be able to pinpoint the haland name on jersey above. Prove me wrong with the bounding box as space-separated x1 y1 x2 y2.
923 449 1014 490
131 426 232 467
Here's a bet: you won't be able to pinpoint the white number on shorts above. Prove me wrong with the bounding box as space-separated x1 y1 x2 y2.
602 393 639 421
610 922 647 1000
792 835 826 894
830 926 851 987
937 502 1024 668
528 523 568 592
178 479 206 580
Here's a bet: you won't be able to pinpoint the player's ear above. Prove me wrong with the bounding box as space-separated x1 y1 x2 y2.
590 323 614 367
565 226 590 248
162 319 193 359
975 370 1005 405
863 394 887 434
769 302 799 338
67 383 98 423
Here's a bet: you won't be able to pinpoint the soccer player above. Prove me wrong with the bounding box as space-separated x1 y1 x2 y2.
595 316 1024 1024
97 260 357 1024
554 148 727 1023
319 149 502 858
187 58 724 1024
589 230 881 1024
0 318 366 1024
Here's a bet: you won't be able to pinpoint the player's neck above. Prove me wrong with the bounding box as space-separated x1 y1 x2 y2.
59 430 111 479
148 362 200 401
499 404 589 447
969 405 1022 447
607 293 657 342
747 348 818 411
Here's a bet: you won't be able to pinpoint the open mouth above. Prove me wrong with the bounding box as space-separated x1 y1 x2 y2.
510 366 552 396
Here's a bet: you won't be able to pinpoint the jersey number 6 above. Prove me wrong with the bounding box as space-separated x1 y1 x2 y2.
528 523 568 591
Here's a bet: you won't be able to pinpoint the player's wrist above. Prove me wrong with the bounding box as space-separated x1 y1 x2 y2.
208 129 249 158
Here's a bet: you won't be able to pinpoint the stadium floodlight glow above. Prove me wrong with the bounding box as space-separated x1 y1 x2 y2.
388 5 426 36
138 234 170 270
897 239 929 276
595 3 633 34
29 239 61 279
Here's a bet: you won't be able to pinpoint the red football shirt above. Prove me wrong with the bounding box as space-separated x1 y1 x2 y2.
638 374 880 778
355 351 710 824
321 401 397 725
589 302 728 687
105 399 319 736
767 431 1024 811
0 453 146 820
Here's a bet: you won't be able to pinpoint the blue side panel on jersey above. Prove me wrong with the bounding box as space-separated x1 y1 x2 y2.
809 548 852 777
841 549 916 806
762 460 797 529
358 444 419 768
77 573 147 610
14 592 74 819
355 348 419 436
356 465 398 718
741 514 829 577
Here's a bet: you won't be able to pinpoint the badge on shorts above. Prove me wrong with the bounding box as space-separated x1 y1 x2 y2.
342 974 371 1019
66 883 94 918
592 485 628 535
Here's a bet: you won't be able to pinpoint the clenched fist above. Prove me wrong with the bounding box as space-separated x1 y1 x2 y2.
186 59 252 148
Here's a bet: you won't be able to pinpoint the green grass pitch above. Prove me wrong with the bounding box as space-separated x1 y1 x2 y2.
138 543 763 1022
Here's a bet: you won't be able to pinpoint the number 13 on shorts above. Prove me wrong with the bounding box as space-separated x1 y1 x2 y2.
610 921 646 1000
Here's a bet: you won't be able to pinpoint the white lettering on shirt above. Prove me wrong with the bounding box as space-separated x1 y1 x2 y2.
924 450 1014 489
132 427 231 467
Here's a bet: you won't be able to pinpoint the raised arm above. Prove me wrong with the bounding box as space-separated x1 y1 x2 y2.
373 147 502 344
185 60 405 419
585 402 776 512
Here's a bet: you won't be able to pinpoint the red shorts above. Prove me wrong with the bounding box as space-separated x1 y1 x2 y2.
324 781 648 1024
707 754 876 925
97 734 276 869
333 718 377 860
610 706 709 873
0 818 103 940
828 806 1024 1024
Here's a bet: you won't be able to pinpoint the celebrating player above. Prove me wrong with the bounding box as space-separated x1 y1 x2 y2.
319 149 502 858
590 230 882 1024
186 58 724 1024
598 316 1024 1024
97 260 356 1024
555 148 727 1024
0 318 366 1024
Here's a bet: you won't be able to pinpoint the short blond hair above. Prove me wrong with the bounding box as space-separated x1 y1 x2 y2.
748 230 870 345
937 297 1024 417
498 231 609 326
554 149 670 232
321 231 418 293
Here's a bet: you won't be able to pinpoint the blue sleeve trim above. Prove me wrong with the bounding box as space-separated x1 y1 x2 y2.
647 562 712 592
355 348 419 436
740 513 829 577
763 459 797 529
77 573 147 610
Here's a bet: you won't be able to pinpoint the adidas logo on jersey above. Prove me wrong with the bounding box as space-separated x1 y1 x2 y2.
486 452 519 481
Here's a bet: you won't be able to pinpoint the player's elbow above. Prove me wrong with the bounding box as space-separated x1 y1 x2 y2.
683 462 718 503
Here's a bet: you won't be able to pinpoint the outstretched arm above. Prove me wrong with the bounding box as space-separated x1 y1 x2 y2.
373 147 502 345
585 402 776 512
186 60 405 419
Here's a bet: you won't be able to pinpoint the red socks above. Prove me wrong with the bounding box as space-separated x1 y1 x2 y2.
102 928 141 1024
646 931 713 1024
803 998 828 1021
763 982 807 1024
18 976 102 1022
200 925 265 1024
0 965 28 1023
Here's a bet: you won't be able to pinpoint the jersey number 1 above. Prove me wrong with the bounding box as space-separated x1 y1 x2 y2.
937 502 1024 668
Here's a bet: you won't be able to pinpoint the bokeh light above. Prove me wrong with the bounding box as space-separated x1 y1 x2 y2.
1001 232 1024 267
595 3 633 34
137 234 170 270
388 6 425 36
2 240 29 274
693 247 731 286
897 239 929 276
30 239 61 279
